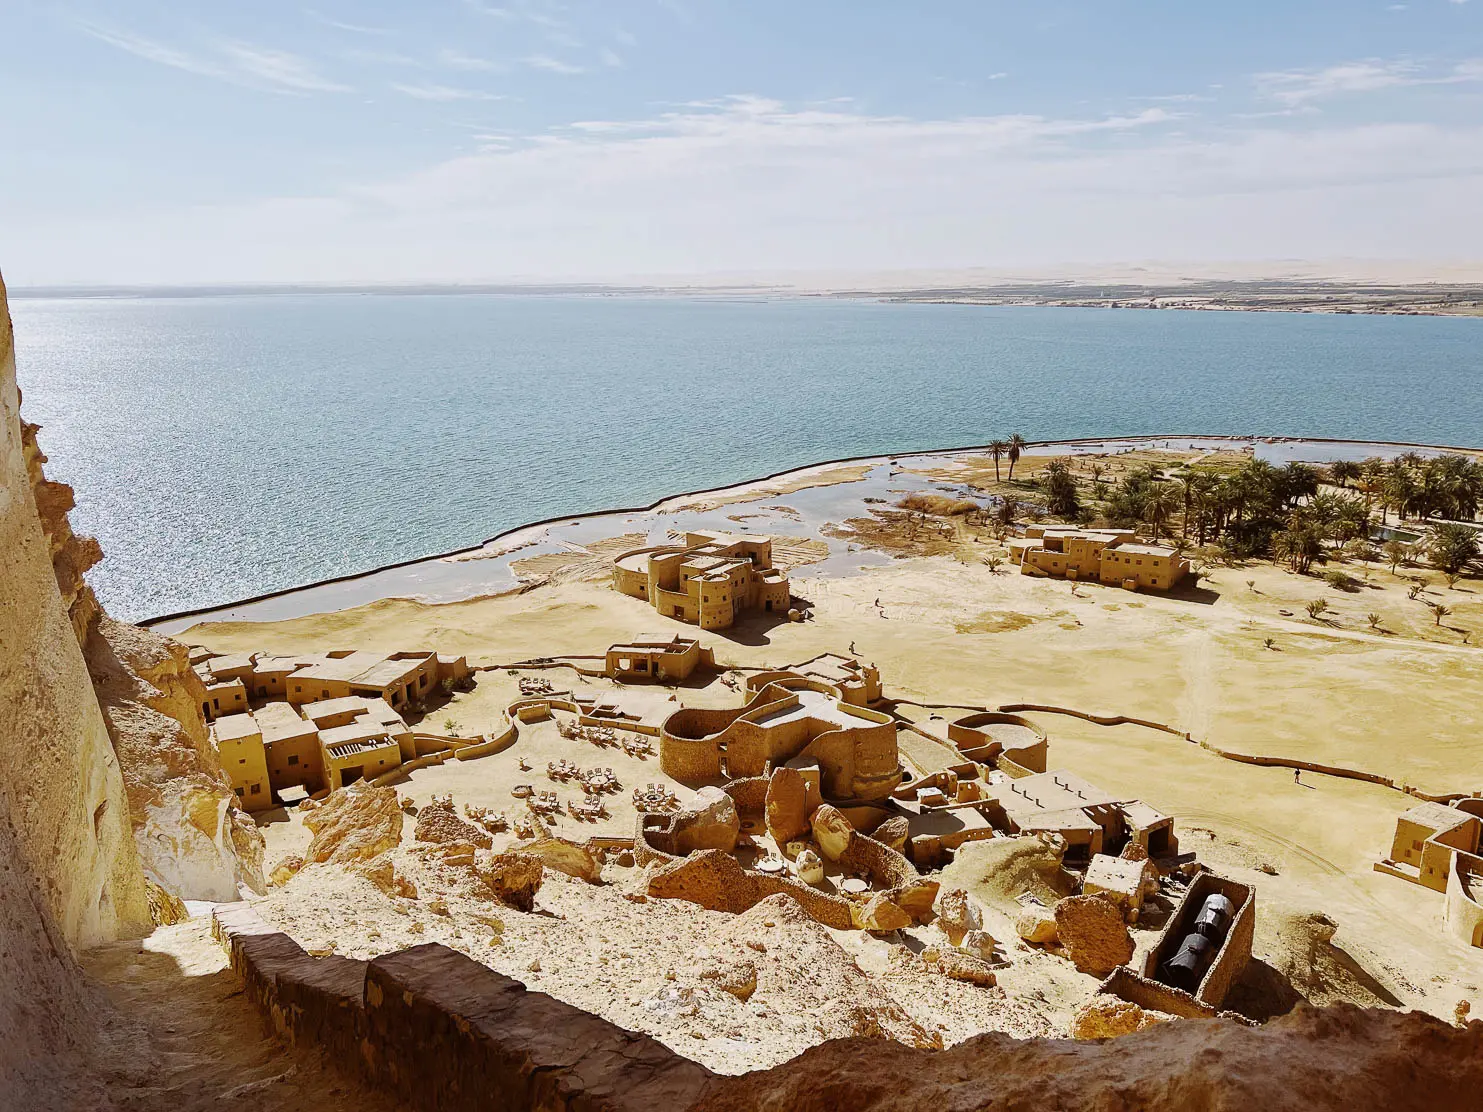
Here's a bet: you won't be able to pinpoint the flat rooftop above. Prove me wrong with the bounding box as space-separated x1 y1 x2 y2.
251 701 318 745
993 770 1123 814
204 653 255 676
748 687 860 731
1401 801 1477 833
796 653 870 682
211 713 261 744
302 695 406 729
325 736 399 760
1109 542 1181 557
348 657 428 689
320 722 397 750
251 654 307 676
292 651 428 689
1086 853 1151 893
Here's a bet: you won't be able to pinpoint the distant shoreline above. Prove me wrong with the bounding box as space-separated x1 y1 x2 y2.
140 432 1481 632
15 279 1483 318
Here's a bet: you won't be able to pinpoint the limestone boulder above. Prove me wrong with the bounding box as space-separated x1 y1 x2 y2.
872 815 910 854
475 851 545 911
701 959 758 1001
414 798 492 849
853 893 912 933
1120 840 1150 863
672 787 741 854
885 879 940 924
269 854 305 887
144 879 188 926
1070 995 1173 1040
1016 908 1059 945
359 856 418 899
648 849 855 929
1054 895 1135 977
960 929 997 961
764 767 811 846
303 785 403 865
933 949 998 987
426 840 479 868
517 836 602 884
935 888 982 944
811 804 855 861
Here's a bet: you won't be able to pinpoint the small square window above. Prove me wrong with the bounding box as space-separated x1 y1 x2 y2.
288 754 299 766
250 784 261 795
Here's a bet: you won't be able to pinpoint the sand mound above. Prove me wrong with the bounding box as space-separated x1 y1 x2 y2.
939 835 1077 918
1229 909 1406 1019
717 895 940 1051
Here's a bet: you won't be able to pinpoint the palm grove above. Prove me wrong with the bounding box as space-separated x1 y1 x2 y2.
1034 451 1482 579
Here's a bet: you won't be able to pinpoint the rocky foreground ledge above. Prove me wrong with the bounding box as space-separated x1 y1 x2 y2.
214 901 1482 1112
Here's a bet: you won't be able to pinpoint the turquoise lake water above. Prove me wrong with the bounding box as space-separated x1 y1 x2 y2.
10 294 1482 621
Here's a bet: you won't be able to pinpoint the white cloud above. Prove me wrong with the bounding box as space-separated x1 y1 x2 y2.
220 42 352 93
1256 57 1483 103
73 20 223 79
16 98 1483 284
438 49 502 71
306 10 390 35
600 47 623 68
524 54 585 74
74 18 351 94
392 83 504 101
339 46 421 66
463 1 516 18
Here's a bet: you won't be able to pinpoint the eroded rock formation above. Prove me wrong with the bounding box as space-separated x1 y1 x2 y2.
0 272 149 1104
18 331 264 905
87 616 265 899
303 785 404 864
1055 894 1136 977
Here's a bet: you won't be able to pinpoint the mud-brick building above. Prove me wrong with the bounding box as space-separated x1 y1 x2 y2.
613 530 791 630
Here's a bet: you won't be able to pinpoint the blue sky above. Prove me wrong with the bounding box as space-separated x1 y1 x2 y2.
3 1 1482 284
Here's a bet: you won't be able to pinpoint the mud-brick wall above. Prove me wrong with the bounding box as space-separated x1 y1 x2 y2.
214 903 715 1112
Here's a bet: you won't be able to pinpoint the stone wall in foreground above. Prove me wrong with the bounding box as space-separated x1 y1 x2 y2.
213 901 1483 1112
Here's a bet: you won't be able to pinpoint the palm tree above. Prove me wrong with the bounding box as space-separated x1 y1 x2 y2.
1431 602 1453 627
1040 459 1080 518
1329 460 1362 489
1427 522 1480 576
1366 612 1382 630
1006 434 1027 481
1274 522 1323 574
1382 466 1418 525
995 496 1020 533
1144 483 1183 542
1383 539 1407 574
987 440 1009 483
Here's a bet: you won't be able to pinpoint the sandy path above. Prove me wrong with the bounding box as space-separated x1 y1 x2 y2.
81 917 399 1112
